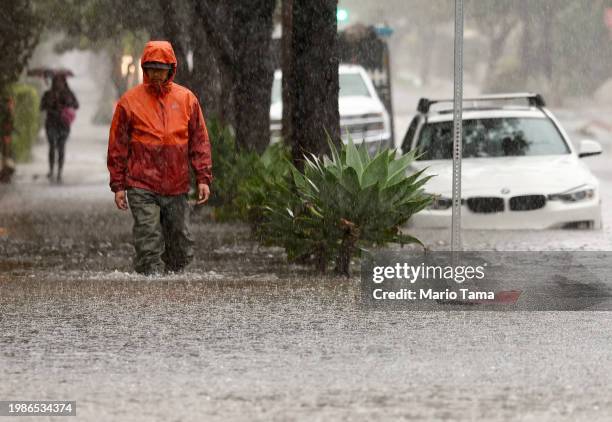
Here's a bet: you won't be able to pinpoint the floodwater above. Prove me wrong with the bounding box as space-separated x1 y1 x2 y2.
3 187 612 421
2 51 612 421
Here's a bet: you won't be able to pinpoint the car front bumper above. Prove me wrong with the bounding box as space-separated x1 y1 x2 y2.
408 197 602 230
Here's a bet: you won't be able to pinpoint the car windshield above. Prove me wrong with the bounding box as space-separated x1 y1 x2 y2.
339 73 370 97
271 72 371 104
416 117 570 160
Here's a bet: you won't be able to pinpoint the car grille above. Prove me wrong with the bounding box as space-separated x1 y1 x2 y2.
466 197 504 213
509 195 546 211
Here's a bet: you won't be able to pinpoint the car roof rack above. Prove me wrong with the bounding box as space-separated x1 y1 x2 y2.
417 93 546 114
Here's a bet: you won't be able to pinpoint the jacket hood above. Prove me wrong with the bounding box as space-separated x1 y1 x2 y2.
141 41 177 94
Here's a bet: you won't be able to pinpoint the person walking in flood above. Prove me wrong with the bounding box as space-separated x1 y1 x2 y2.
107 40 212 275
40 74 79 183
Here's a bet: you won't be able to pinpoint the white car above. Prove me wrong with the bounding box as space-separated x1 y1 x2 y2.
402 93 603 229
270 64 392 154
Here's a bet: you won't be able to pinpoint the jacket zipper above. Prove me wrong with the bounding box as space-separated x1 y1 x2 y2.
159 99 167 136
158 99 167 190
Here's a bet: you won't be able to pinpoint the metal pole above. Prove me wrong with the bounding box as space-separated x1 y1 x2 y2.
451 0 464 252
383 43 396 149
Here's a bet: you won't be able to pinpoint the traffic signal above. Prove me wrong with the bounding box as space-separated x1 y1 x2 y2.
337 8 349 23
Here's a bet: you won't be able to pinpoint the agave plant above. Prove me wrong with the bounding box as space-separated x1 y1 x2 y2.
260 137 433 276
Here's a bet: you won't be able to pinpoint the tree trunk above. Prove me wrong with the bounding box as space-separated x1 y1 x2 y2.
219 70 236 129
190 27 222 119
315 244 328 274
232 0 276 153
334 219 358 277
484 21 515 91
335 240 352 277
195 0 275 149
419 25 435 86
284 0 340 168
194 1 236 128
158 0 191 89
108 46 126 97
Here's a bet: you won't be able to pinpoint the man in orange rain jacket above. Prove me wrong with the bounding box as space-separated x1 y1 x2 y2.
107 40 212 275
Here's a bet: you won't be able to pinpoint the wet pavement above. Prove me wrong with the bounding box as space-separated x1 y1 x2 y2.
3 138 612 422
2 60 612 420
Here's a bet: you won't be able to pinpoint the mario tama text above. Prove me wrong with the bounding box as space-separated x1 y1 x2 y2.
371 262 495 302
360 251 612 311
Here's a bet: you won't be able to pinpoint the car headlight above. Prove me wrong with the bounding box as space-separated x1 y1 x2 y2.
548 185 595 203
428 195 453 210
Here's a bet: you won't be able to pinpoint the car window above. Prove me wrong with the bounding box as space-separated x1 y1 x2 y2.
339 73 371 98
271 72 371 104
416 117 570 160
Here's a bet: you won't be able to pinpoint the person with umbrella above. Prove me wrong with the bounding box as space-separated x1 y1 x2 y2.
40 72 79 183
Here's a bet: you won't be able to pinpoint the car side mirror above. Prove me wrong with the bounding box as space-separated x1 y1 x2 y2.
578 139 602 158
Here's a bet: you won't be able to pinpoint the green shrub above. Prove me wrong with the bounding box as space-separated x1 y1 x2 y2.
237 141 293 226
259 138 434 276
11 83 40 163
206 117 241 207
201 117 259 220
203 116 293 223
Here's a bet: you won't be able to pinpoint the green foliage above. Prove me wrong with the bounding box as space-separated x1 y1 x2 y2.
205 118 256 218
237 142 293 226
258 137 433 276
11 84 40 163
200 117 291 223
0 0 42 90
204 118 290 222
36 0 161 45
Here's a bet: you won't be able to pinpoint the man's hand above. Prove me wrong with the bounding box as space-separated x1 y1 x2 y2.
196 183 210 205
115 190 128 210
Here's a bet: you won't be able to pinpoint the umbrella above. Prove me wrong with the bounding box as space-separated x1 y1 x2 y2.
26 67 74 78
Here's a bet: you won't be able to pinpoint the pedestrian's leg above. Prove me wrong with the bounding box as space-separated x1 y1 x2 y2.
127 188 165 275
46 126 56 179
160 194 194 272
56 127 69 183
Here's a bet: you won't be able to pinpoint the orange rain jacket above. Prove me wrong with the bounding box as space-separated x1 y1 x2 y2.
107 41 212 195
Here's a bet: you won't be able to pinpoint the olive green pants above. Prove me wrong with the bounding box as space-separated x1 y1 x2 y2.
127 187 194 274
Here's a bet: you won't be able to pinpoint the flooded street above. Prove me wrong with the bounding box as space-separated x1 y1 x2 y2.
3 275 612 421
2 58 612 421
